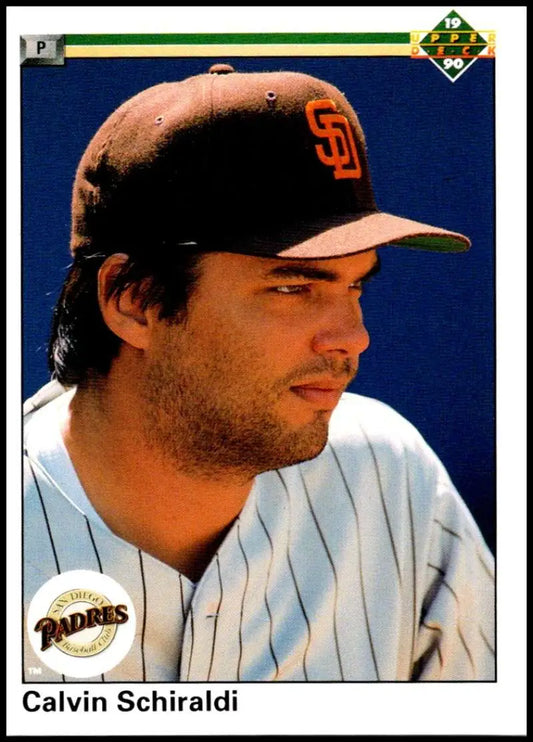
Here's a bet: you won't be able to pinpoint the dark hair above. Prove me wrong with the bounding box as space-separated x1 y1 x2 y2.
48 245 204 386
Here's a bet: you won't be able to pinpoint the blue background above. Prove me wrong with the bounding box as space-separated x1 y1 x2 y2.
22 55 495 553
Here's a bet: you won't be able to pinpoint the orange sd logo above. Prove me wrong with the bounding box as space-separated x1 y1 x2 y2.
305 99 362 180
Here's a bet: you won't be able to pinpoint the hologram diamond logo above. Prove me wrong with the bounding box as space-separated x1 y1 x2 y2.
411 10 495 82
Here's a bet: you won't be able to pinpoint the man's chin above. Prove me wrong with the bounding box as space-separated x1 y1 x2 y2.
259 417 331 473
284 439 329 469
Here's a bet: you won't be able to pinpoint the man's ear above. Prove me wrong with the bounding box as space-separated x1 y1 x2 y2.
97 254 151 350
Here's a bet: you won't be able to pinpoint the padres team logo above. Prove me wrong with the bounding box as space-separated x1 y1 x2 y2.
305 98 362 180
27 571 136 678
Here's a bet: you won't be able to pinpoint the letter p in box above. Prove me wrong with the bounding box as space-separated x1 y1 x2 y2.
20 36 65 66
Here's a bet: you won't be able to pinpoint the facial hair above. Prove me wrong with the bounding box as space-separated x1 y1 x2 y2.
141 330 356 480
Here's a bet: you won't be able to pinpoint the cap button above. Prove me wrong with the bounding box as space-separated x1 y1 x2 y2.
208 63 235 75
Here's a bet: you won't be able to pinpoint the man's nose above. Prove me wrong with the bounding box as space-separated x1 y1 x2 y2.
311 298 370 358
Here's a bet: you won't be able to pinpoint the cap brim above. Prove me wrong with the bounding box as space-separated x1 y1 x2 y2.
232 211 470 259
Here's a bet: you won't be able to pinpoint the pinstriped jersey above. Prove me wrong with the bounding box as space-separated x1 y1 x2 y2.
23 383 495 681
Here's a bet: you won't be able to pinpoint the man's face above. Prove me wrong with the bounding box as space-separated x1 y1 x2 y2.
141 249 378 478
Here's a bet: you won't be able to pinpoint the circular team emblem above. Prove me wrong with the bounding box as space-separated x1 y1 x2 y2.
44 587 119 658
27 570 136 678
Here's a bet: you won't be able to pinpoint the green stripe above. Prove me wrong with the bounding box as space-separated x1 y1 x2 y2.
65 32 409 46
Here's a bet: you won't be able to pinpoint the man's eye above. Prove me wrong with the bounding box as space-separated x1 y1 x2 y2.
351 275 377 292
273 284 309 294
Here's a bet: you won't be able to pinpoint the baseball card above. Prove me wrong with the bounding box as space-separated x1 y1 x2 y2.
6 6 525 737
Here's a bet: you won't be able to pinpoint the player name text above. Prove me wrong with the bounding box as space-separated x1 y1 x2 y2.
22 689 239 713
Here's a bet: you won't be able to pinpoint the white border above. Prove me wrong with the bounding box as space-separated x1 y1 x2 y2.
6 5 526 737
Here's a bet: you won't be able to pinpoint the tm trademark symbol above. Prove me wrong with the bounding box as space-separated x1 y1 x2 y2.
28 667 42 675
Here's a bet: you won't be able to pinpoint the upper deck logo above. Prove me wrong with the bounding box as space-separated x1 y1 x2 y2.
27 570 136 678
411 10 495 82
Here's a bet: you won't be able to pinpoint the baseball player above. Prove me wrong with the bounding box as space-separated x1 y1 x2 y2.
24 65 495 682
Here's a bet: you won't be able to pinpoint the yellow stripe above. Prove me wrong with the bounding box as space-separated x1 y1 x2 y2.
65 43 411 58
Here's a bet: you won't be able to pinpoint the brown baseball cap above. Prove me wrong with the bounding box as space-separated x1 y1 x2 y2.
70 64 470 259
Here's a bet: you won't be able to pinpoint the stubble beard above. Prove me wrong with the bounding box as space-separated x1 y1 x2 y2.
141 350 355 480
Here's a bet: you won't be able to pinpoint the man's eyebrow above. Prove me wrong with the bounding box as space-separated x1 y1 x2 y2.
262 254 381 283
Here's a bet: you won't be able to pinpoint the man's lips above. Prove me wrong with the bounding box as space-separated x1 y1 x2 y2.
290 381 347 408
